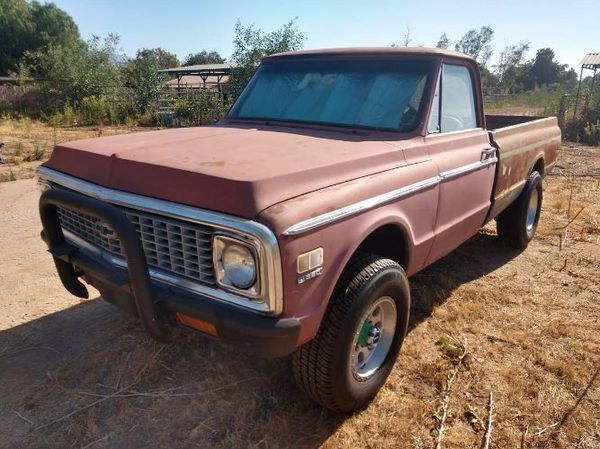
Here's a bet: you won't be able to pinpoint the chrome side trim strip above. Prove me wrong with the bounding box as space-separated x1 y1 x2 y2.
36 166 283 315
426 127 484 138
283 176 440 236
440 156 498 180
283 156 499 236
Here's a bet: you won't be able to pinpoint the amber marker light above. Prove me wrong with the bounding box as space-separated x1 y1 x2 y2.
176 313 218 336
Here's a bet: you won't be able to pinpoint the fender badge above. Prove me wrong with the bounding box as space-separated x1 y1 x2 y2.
297 267 323 285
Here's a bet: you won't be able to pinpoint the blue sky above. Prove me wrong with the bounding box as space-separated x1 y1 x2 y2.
50 0 598 70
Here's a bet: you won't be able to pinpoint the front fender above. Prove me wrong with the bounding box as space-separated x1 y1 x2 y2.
258 167 439 345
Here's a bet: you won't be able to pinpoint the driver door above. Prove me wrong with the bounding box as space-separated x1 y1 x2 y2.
425 63 497 263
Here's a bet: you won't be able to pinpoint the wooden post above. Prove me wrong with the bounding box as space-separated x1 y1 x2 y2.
217 75 223 98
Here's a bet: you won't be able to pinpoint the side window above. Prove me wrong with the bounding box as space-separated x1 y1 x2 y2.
440 64 477 132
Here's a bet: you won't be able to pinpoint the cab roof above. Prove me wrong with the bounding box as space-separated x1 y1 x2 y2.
264 46 473 62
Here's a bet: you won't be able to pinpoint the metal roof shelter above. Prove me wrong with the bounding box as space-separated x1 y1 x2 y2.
574 53 600 118
160 63 234 93
580 53 600 69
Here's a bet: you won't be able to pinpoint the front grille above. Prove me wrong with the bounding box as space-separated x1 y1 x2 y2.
56 206 216 286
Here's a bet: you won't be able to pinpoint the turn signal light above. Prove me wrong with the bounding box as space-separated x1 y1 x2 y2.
176 313 218 336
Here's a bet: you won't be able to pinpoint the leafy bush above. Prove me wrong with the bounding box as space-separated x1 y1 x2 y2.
564 95 600 145
80 96 111 125
78 93 137 126
50 104 76 126
172 91 230 126
35 35 123 108
123 53 167 115
565 118 600 146
583 121 600 145
137 111 161 127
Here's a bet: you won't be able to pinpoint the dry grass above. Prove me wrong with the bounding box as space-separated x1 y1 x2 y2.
0 143 599 449
485 105 547 116
0 118 148 182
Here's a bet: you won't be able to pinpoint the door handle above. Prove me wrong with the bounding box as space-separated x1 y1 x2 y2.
481 147 496 161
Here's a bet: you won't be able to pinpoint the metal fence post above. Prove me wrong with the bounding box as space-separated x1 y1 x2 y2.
558 94 569 130
573 66 584 120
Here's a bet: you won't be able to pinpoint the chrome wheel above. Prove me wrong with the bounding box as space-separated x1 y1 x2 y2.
526 189 539 231
350 296 397 380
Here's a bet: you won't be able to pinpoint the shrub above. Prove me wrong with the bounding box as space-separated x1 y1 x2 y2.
80 96 112 125
564 95 600 146
50 104 76 126
36 35 123 107
62 104 76 125
583 120 600 144
566 118 600 146
123 53 167 115
78 93 136 126
23 145 45 161
172 91 230 126
137 111 161 127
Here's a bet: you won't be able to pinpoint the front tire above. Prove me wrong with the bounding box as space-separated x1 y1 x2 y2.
497 171 543 248
292 254 410 412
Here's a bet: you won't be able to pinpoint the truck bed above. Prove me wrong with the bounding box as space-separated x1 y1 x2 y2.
485 115 561 220
485 114 544 130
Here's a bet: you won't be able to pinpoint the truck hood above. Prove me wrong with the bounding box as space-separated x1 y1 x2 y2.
44 124 407 218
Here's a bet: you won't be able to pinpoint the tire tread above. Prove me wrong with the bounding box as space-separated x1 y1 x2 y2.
292 254 402 411
497 171 542 248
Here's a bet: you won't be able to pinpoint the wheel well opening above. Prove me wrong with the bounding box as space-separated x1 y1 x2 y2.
355 224 409 270
532 158 545 176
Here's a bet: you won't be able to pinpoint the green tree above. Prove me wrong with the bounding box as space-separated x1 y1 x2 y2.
135 47 179 69
124 52 167 114
0 0 80 75
518 48 574 90
495 41 530 93
529 48 559 86
559 67 578 88
436 33 450 49
455 26 494 68
183 50 225 66
36 34 123 106
228 18 306 98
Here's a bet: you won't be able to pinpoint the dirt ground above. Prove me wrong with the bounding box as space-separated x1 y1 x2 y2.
0 143 598 449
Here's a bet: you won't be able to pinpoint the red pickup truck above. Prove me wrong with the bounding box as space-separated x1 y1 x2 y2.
37 47 560 412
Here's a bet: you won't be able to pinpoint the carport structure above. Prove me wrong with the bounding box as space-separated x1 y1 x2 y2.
574 53 600 118
160 63 234 96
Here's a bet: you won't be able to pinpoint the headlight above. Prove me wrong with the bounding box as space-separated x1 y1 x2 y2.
213 235 259 294
222 244 256 288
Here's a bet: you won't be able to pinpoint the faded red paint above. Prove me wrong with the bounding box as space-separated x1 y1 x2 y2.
42 48 561 348
45 124 410 218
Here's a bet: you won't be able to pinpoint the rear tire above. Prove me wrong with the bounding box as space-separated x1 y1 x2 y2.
497 171 543 248
292 253 410 412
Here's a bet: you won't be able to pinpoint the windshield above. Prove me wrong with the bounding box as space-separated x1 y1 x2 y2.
228 58 432 131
